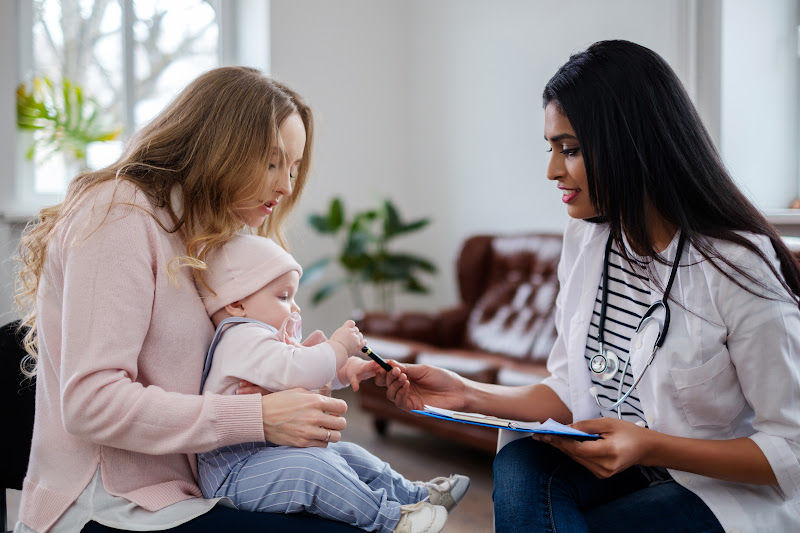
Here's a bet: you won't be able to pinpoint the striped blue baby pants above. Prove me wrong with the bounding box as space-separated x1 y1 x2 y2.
198 441 428 533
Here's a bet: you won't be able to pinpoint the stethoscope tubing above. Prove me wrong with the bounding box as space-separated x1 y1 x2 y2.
590 232 686 415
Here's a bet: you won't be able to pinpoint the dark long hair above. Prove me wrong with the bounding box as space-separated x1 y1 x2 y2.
543 39 800 306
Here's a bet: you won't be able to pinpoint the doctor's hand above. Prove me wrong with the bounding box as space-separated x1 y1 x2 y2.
373 361 467 412
533 417 658 479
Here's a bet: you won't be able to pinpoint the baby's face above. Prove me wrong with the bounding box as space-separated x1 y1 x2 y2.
240 270 300 328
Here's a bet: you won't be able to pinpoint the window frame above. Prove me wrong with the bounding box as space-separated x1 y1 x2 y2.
5 0 269 220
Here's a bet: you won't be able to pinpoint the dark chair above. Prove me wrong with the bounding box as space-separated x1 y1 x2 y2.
0 320 35 532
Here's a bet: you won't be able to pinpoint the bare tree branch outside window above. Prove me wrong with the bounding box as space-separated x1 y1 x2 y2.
26 0 220 193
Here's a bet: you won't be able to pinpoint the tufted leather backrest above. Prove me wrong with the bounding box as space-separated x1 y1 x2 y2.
456 234 563 362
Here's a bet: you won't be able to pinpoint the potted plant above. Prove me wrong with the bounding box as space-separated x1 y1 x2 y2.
304 197 437 313
16 76 122 172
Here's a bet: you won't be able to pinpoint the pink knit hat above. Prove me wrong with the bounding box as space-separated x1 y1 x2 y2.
199 234 302 316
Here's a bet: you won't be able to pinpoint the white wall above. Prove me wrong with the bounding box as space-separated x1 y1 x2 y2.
720 0 799 209
0 0 21 325
271 0 689 333
0 1 729 332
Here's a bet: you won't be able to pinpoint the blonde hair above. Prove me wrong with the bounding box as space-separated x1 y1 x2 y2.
15 66 314 375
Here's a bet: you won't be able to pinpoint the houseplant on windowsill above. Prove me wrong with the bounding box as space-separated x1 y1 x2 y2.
303 197 437 314
16 76 122 174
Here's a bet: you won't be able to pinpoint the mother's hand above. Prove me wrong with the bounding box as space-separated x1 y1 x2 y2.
259 387 347 448
373 361 467 412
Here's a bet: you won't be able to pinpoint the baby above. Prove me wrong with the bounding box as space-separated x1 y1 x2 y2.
196 234 469 533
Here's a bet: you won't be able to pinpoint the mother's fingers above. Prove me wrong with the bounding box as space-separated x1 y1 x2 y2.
326 429 342 443
318 394 348 416
318 411 347 432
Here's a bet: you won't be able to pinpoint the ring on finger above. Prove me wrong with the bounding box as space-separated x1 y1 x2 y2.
325 429 331 442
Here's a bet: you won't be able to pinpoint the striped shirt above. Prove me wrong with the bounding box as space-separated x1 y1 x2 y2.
585 240 654 425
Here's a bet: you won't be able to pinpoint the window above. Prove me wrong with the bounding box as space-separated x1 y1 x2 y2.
16 0 223 203
718 0 800 212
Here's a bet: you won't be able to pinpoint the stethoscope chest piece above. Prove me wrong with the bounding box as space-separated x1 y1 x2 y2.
590 348 619 382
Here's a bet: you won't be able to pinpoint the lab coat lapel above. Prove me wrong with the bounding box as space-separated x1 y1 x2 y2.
567 224 608 421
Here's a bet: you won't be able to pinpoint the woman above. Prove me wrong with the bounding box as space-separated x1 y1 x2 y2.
378 40 800 532
14 67 359 532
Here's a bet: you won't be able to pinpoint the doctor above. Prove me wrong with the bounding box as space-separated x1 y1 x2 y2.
377 40 800 532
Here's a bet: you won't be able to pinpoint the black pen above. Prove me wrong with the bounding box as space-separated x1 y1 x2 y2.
361 346 393 372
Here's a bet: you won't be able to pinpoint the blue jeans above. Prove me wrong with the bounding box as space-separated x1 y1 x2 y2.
493 438 724 533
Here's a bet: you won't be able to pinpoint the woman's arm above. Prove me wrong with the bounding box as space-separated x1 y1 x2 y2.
541 418 776 485
465 381 573 424
377 362 572 424
58 198 265 454
648 431 775 484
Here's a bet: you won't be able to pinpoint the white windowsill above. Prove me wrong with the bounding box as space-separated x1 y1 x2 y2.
1 203 50 224
763 209 800 225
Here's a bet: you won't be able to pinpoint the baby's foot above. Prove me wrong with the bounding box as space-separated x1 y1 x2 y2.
394 501 447 533
417 474 470 511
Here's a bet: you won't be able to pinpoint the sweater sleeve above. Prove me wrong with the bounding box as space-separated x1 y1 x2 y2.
214 325 339 392
57 187 264 454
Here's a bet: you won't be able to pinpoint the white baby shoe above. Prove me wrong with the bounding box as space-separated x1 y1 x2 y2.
394 501 448 533
418 474 471 511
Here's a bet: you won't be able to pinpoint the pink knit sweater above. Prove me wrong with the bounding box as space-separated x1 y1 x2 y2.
19 180 265 532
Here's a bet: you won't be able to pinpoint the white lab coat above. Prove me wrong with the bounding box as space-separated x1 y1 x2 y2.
541 218 800 532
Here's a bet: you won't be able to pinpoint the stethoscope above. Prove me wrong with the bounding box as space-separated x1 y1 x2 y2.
588 231 686 418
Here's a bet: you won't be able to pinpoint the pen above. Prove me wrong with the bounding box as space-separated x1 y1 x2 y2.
361 346 393 372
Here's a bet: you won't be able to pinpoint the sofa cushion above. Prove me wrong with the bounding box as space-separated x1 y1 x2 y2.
415 352 498 383
364 337 415 362
496 366 547 387
464 235 561 361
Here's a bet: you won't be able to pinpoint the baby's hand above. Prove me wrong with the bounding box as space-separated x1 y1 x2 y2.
330 320 366 356
338 357 379 391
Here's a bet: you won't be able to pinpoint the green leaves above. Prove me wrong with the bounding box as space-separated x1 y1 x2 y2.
382 200 430 240
308 197 345 233
16 76 122 164
305 197 437 311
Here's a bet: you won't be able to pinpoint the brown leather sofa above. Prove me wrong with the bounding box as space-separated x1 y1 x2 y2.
356 233 563 452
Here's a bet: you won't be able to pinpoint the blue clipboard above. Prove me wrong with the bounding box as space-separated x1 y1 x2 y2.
411 409 601 441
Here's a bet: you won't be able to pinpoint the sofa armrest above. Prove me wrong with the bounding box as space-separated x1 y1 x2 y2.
435 305 470 347
357 305 470 347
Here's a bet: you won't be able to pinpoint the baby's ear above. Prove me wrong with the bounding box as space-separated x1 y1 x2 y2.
225 301 247 317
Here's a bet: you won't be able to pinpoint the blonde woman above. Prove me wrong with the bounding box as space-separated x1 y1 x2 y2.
14 67 360 532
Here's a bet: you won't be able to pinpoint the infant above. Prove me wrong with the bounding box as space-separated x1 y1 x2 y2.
196 234 469 533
